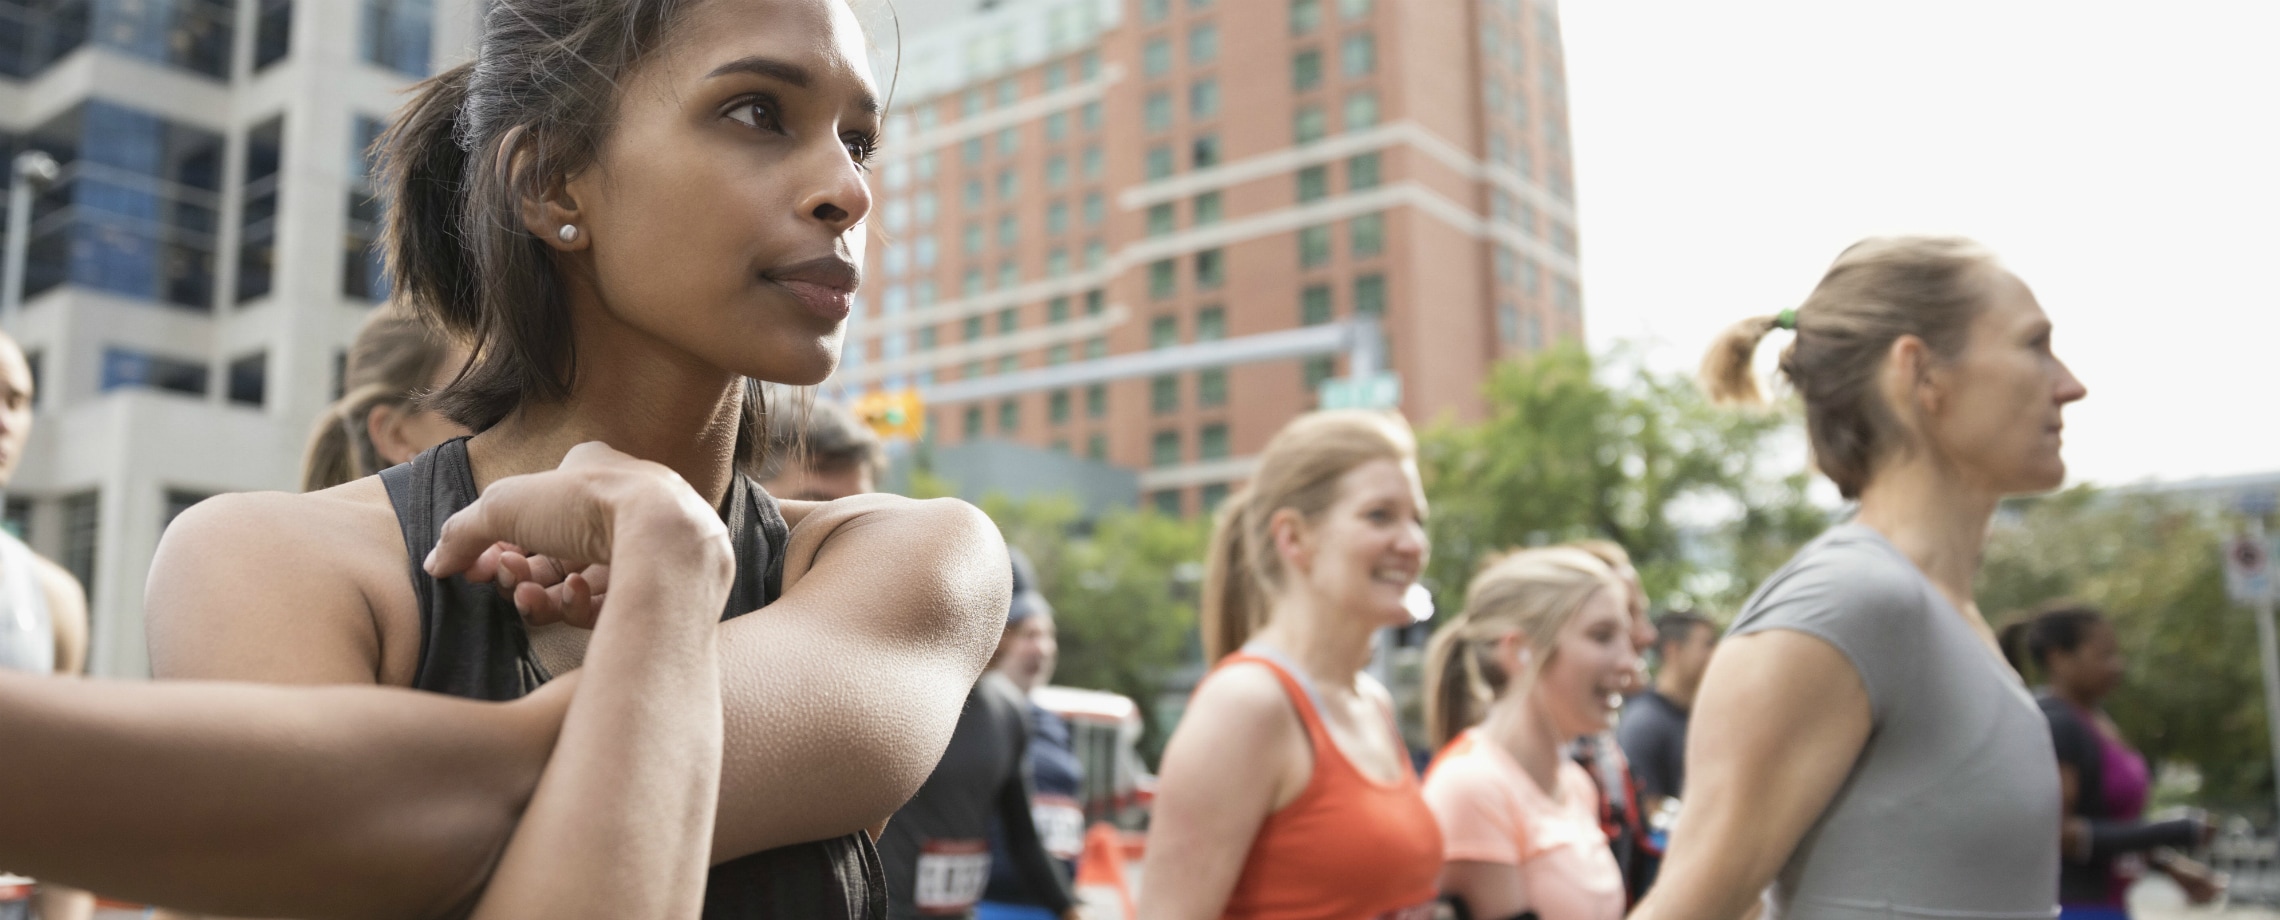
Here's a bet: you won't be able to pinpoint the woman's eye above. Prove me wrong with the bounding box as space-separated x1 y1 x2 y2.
844 133 881 167
728 100 782 132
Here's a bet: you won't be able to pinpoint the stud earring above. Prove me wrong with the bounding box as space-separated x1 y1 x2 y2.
556 224 579 244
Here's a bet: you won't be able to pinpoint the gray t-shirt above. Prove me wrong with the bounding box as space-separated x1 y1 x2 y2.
1728 524 2058 920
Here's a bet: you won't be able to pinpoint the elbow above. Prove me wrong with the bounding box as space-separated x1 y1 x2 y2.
906 497 1013 675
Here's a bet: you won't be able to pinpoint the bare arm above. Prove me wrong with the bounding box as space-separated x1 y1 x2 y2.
1628 630 1871 920
37 555 87 676
1137 664 1303 920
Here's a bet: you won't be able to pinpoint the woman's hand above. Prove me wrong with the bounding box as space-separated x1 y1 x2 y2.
2161 854 2225 905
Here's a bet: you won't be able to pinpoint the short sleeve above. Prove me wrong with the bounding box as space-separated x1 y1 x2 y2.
1422 754 1523 866
1727 532 1927 721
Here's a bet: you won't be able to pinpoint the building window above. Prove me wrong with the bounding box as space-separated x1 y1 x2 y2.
1348 151 1381 189
1144 91 1173 132
963 223 984 255
1350 212 1385 258
1150 314 1179 347
1145 145 1175 180
1197 306 1225 340
1354 273 1386 316
1294 105 1327 144
1044 63 1067 91
1194 191 1223 225
1048 297 1070 323
1086 337 1108 359
1082 102 1103 132
1198 367 1228 407
361 0 433 76
1151 375 1179 414
91 0 235 77
1082 146 1104 179
996 168 1018 201
237 117 285 304
1083 192 1105 226
918 326 938 349
2 497 28 542
254 0 292 70
1341 31 1376 76
964 405 984 437
1149 259 1177 299
1046 201 1070 235
1148 203 1176 236
965 315 985 341
1291 0 1321 35
1497 302 1520 346
999 353 1020 374
1340 0 1373 16
1086 289 1106 314
998 307 1019 333
1086 433 1108 460
1048 343 1070 364
1201 483 1230 512
1143 36 1171 77
997 214 1019 247
1084 240 1106 268
226 351 266 407
1200 423 1230 460
1086 383 1107 418
1192 134 1220 169
101 348 207 396
995 80 1017 107
1189 79 1221 118
1050 389 1071 424
964 179 985 209
1151 490 1183 516
1195 248 1225 289
28 101 226 311
1141 0 1169 24
1152 430 1182 467
1047 248 1069 277
1045 155 1069 189
1045 112 1069 142
1298 224 1333 268
1344 90 1380 130
995 261 1018 289
1297 165 1329 203
1301 284 1333 324
1292 49 1323 92
1189 23 1219 64
997 126 1019 156
964 137 986 165
62 491 97 606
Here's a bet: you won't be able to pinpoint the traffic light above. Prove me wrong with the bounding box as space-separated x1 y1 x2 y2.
855 388 926 440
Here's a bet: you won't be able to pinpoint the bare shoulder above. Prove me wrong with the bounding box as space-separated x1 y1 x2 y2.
786 493 995 540
26 550 85 617
146 477 421 686
1184 661 1304 740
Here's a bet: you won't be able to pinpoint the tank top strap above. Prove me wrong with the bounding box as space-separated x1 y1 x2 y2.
1228 644 1336 758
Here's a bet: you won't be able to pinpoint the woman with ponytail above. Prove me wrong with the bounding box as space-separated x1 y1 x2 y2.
2002 607 2224 916
1630 237 2089 920
12 0 1012 915
1139 410 1443 920
300 303 470 491
1420 548 1634 920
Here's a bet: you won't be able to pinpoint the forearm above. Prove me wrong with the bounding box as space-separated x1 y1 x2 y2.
0 671 551 920
2087 818 2199 862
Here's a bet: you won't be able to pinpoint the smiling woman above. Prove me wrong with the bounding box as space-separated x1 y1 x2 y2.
0 0 1008 918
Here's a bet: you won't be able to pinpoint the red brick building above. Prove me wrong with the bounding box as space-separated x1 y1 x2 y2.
844 0 1582 515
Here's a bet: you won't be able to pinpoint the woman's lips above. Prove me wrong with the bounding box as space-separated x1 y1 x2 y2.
775 279 852 321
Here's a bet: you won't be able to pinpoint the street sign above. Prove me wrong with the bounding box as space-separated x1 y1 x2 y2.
2227 533 2273 605
1319 372 1401 411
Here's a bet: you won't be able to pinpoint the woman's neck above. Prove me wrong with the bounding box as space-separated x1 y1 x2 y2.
1251 591 1379 692
1480 692 1566 798
463 295 749 506
1853 456 1999 615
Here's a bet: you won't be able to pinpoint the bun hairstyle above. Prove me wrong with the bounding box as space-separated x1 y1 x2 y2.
1997 603 2105 680
1423 547 1622 748
300 304 460 491
376 0 773 466
1699 236 1999 499
1201 410 1418 663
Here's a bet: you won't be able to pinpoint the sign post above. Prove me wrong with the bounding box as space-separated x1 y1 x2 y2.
2225 518 2280 827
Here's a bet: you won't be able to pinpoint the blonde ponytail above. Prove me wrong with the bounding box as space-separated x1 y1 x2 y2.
1698 314 1784 406
1200 488 1263 663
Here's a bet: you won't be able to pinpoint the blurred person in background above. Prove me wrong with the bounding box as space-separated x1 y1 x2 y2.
301 303 473 491
0 331 92 920
1564 539 1658 902
880 546 1079 920
1631 237 2086 920
1618 612 1719 821
1421 547 1635 920
978 549 1088 920
755 392 883 501
1140 410 1441 920
2000 605 2224 917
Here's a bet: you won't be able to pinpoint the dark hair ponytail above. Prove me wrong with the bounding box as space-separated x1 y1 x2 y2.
1999 603 2106 681
1997 619 2035 677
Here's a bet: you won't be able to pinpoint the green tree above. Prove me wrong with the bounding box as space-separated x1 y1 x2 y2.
1417 345 1826 619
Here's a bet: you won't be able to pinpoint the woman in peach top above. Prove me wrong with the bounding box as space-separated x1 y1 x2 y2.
1422 548 1638 920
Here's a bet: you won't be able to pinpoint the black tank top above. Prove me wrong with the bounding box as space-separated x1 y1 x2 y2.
380 437 886 920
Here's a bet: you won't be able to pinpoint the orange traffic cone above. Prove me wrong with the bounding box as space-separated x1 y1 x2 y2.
1074 822 1136 920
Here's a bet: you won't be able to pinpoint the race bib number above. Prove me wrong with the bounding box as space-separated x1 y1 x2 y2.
914 838 991 915
1032 794 1086 861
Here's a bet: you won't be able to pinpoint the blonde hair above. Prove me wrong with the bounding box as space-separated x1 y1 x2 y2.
1700 236 1999 499
300 304 462 491
1423 547 1622 748
1201 410 1418 663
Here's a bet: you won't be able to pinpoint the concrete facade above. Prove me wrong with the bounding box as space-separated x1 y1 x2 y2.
843 0 1582 516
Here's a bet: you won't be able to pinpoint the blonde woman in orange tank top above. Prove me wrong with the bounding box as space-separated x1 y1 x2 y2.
1139 411 1443 920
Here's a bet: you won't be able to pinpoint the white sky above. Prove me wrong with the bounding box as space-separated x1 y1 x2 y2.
1560 1 2280 488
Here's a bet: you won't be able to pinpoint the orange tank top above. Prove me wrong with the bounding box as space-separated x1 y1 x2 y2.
1212 650 1443 920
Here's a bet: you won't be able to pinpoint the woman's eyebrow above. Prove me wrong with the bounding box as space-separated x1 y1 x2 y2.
707 55 883 115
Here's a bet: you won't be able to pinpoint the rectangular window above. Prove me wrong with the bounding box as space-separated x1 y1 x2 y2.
1193 191 1223 225
998 307 1019 333
1149 260 1178 299
1142 0 1169 23
1143 36 1172 77
996 261 1018 289
1354 273 1386 316
1150 315 1179 347
1497 302 1520 346
1047 248 1070 277
1087 433 1108 460
240 117 286 304
964 406 984 437
996 169 1018 201
1190 79 1221 118
1350 212 1385 258
1148 203 1177 236
964 137 986 164
996 80 1018 107
62 492 97 607
101 348 207 396
1344 90 1380 130
997 214 1019 247
962 269 983 295
997 126 1020 156
1301 284 1333 324
1144 91 1173 132
1084 240 1106 268
1046 155 1069 189
1151 490 1183 516
918 326 938 349
1348 151 1381 189
254 0 292 70
965 316 986 341
1048 297 1071 323
1050 389 1072 424
999 355 1021 374
999 398 1021 433
964 180 985 209
1341 32 1376 76
1292 49 1323 92
1082 146 1104 179
1299 224 1333 268
1200 424 1230 460
1340 0 1373 16
1297 165 1329 203
1047 201 1070 234
1195 248 1225 289
1151 375 1179 414
964 223 985 255
1087 384 1107 418
1202 483 1230 513
1291 0 1321 35
1086 289 1106 315
1045 112 1069 142
1082 102 1103 132
1192 134 1221 169
1048 344 1071 365
1146 146 1176 180
1152 430 1182 467
1294 105 1327 143
226 352 266 407
361 0 432 76
1086 337 1108 359
1044 63 1066 91
1189 23 1219 64
1196 306 1226 340
1078 194 1103 230
1198 368 1228 407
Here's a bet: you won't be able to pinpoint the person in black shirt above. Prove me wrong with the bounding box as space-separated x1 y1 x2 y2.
1618 612 1718 818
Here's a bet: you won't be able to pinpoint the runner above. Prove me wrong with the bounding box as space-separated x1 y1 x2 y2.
977 548 1088 920
1617 612 1717 818
1140 410 1441 920
1631 236 2087 919
301 303 471 491
0 329 92 920
1562 539 1658 901
137 0 1009 914
2000 605 2225 917
879 548 1078 920
755 395 884 500
1421 547 1634 920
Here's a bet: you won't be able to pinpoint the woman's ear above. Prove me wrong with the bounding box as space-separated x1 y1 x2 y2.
501 127 587 252
1880 333 1941 432
1493 631 1533 683
1268 507 1311 576
366 403 417 468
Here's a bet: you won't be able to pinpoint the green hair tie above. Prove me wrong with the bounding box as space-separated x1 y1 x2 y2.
1773 308 1798 331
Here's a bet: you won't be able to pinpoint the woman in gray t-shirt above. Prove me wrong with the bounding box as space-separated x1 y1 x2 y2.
1630 237 2088 920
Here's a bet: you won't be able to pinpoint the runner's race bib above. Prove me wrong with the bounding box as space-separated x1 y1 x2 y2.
1032 794 1086 861
914 838 991 915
